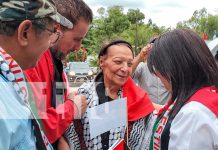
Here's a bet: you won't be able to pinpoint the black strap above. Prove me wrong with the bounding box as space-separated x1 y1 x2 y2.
95 73 130 150
0 71 6 80
51 81 57 108
95 76 111 150
32 119 47 150
50 49 64 108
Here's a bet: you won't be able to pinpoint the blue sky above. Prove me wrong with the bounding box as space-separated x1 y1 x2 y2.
85 0 218 28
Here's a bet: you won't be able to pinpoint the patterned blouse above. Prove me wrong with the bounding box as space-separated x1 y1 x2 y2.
64 73 155 150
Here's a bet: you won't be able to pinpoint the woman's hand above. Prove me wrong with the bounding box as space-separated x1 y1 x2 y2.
152 102 163 112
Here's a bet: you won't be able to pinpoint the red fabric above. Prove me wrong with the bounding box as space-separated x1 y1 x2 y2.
75 50 78 61
113 139 124 150
123 77 154 122
203 32 208 40
24 49 74 143
81 47 86 62
156 99 172 116
187 87 218 117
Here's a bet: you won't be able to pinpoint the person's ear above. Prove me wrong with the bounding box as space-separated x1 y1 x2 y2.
99 56 105 69
55 23 61 32
17 20 33 46
55 23 61 29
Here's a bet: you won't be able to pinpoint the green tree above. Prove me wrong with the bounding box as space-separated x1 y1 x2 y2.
105 6 130 38
176 8 218 40
127 9 145 24
79 5 171 65
126 9 145 52
67 50 83 62
97 7 106 18
205 14 218 39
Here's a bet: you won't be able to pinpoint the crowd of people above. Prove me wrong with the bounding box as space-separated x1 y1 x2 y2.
0 0 217 150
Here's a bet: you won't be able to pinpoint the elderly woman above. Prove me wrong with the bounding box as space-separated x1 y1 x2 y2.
64 40 154 150
147 29 218 149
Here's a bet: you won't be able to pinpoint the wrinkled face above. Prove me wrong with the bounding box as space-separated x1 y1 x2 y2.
100 44 134 88
155 71 172 92
26 24 55 69
55 18 90 60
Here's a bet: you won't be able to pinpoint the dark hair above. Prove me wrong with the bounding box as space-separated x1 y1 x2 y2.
215 51 218 62
98 40 134 59
147 29 218 118
149 36 158 44
54 0 93 27
0 18 54 36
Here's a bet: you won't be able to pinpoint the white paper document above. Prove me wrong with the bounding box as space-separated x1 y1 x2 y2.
87 98 127 139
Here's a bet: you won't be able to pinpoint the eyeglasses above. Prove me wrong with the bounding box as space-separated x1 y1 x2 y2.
32 22 61 44
48 30 61 45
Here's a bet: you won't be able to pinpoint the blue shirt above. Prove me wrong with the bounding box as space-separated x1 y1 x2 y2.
0 75 36 150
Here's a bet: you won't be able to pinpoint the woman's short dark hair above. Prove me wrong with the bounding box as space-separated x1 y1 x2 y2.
98 40 134 59
147 29 218 118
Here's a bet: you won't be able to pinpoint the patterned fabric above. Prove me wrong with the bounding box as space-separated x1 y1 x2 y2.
0 47 53 150
65 123 81 150
141 114 157 150
150 101 175 150
151 87 218 150
65 80 152 150
0 0 73 28
0 48 28 104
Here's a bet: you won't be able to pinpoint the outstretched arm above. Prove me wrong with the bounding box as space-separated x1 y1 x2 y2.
132 44 152 73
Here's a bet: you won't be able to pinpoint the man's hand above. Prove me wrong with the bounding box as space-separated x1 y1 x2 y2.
67 92 87 119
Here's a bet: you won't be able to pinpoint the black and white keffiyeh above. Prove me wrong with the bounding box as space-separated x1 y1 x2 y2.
65 74 154 150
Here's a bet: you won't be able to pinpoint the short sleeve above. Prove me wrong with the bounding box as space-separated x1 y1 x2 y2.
132 62 144 80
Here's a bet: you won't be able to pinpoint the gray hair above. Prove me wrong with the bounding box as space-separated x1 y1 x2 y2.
0 17 55 36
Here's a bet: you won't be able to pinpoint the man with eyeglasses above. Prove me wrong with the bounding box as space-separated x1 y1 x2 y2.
32 21 61 45
24 0 93 148
0 0 73 149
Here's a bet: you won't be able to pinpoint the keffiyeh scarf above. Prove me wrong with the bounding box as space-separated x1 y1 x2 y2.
149 101 175 150
65 73 154 150
0 48 52 150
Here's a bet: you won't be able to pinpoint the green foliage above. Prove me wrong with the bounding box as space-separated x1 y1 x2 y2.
89 54 99 67
81 5 168 62
77 6 218 67
67 50 83 62
127 9 145 24
176 8 218 40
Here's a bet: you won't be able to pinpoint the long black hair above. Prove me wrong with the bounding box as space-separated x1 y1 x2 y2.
147 29 218 118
